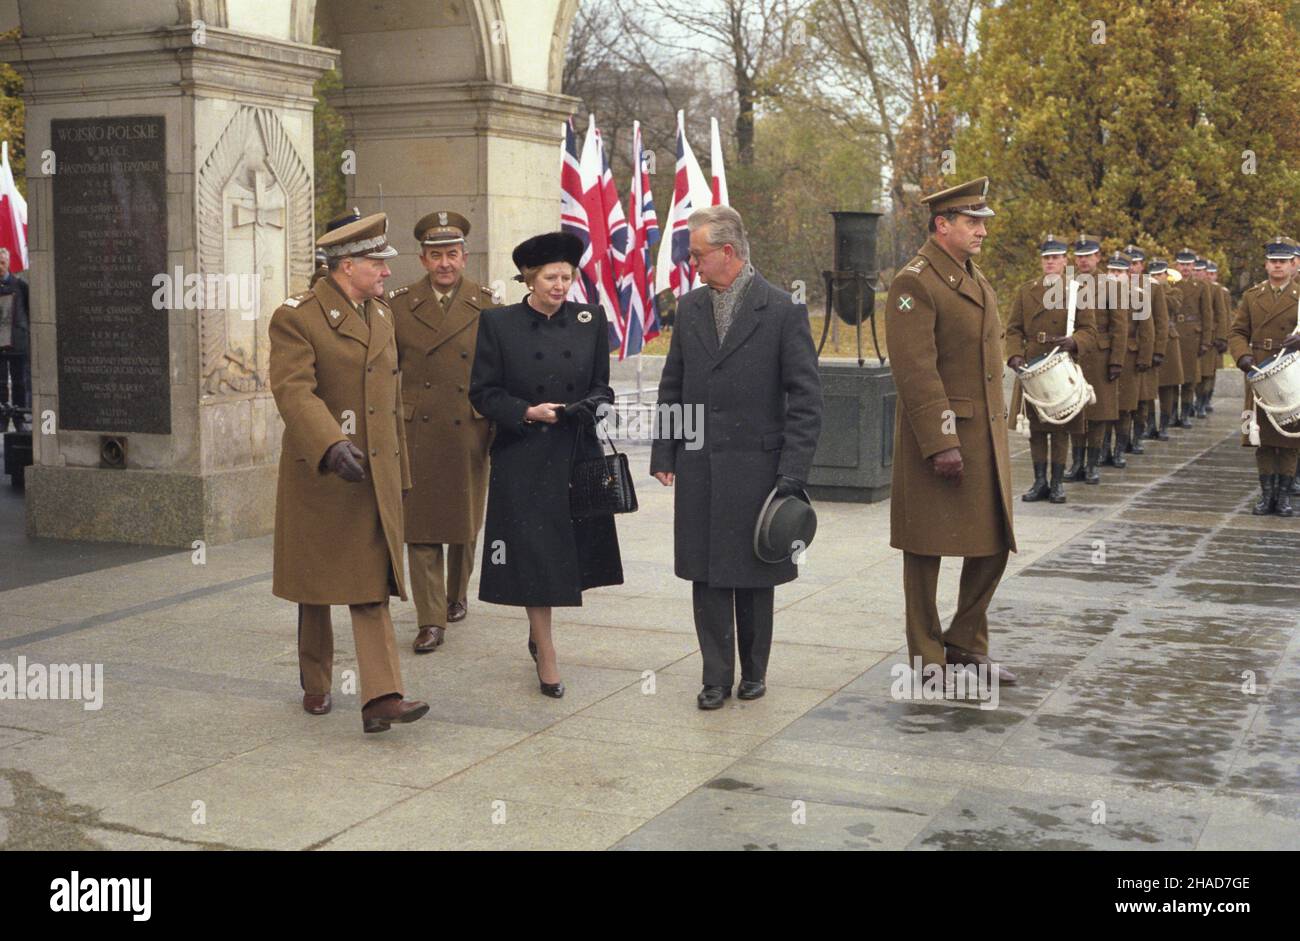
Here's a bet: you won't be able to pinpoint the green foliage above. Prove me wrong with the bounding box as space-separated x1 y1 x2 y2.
313 51 346 237
950 0 1300 297
1 28 24 195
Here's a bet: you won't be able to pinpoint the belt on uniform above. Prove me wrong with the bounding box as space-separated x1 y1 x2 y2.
1180 315 1200 324
1036 331 1048 343
1254 338 1277 351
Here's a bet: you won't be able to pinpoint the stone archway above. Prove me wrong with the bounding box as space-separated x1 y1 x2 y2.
0 0 579 547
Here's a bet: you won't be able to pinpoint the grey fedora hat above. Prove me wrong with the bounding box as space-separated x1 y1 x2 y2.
753 485 818 564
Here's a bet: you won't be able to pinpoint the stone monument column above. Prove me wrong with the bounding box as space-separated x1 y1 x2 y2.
2 10 334 547
318 0 578 291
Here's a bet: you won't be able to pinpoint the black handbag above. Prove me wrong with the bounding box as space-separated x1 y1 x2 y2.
569 420 638 518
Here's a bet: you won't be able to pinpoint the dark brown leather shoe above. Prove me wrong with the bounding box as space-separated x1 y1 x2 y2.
413 625 445 653
361 695 430 733
447 602 467 623
302 692 332 715
945 646 1018 685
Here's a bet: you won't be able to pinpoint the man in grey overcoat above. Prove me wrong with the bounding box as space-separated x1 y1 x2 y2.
650 206 823 709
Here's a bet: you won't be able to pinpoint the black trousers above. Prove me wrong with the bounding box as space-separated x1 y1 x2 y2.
0 351 28 411
691 582 774 687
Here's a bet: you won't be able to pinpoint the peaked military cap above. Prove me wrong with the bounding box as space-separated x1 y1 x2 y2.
1073 233 1101 256
1205 261 1218 273
1174 247 1197 263
1193 257 1208 270
1106 251 1131 270
415 210 470 246
1039 233 1068 256
1147 259 1169 274
1266 236 1294 260
920 177 995 217
316 212 398 260
1123 244 1145 262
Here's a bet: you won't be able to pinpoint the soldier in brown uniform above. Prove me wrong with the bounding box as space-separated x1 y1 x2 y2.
1173 248 1212 425
1125 246 1167 447
1229 239 1300 517
388 211 499 653
1068 237 1127 483
1099 251 1153 465
1005 235 1098 504
1193 257 1228 417
269 212 430 734
885 177 1017 685
1205 261 1231 414
1148 260 1184 440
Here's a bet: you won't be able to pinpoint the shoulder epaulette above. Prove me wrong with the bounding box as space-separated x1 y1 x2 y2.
903 257 928 275
282 292 311 309
387 286 408 299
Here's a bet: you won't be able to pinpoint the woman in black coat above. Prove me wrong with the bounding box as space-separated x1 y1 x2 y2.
469 232 624 698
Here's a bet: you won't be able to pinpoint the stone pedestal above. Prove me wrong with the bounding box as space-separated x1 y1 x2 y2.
807 360 897 503
3 24 335 547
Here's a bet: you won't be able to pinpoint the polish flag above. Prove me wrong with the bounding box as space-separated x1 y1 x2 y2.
0 141 29 274
709 117 729 207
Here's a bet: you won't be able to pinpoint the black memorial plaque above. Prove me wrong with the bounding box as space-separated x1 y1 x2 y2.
52 115 170 433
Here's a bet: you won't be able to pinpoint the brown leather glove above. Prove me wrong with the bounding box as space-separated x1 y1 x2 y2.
1238 355 1256 373
1107 363 1123 382
1007 355 1026 370
324 440 366 482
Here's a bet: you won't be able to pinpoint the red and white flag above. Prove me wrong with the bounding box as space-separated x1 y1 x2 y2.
709 117 729 207
0 141 29 274
578 115 625 345
655 111 703 298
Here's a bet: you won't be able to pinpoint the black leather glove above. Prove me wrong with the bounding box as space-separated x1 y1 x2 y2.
775 475 804 498
1007 355 1026 370
1238 354 1257 373
1047 336 1078 354
1214 338 1228 353
1282 334 1300 352
564 396 605 427
323 440 366 482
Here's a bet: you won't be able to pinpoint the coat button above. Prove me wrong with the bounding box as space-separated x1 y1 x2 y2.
422 415 429 422
394 449 399 456
392 368 398 374
368 406 374 414
425 381 431 388
458 386 465 393
563 350 572 358
535 352 544 359
370 448 377 456
454 419 462 425
367 366 373 373
986 373 992 380
461 351 468 358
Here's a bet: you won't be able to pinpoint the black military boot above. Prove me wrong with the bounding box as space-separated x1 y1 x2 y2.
1112 429 1129 468
1100 426 1116 465
1195 392 1208 419
1205 384 1215 413
1146 410 1161 440
1157 412 1171 440
1066 443 1086 481
1128 418 1145 453
1022 462 1050 502
1048 463 1067 504
1084 447 1102 484
1290 476 1300 496
1277 477 1295 517
1253 475 1276 516
1181 400 1194 426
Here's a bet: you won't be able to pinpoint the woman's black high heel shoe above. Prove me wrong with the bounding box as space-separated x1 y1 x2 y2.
535 662 564 698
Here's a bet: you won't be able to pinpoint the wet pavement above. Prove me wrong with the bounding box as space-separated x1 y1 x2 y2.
1 383 1297 850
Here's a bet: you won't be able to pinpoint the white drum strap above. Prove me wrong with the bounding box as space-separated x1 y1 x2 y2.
1066 279 1078 338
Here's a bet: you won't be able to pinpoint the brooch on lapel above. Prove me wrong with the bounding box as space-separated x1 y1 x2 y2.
577 310 593 323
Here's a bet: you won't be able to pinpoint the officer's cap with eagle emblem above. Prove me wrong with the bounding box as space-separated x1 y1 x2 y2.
414 210 470 247
919 176 995 218
316 212 398 260
1148 259 1169 275
1038 233 1068 256
1106 251 1131 270
1266 237 1296 260
1123 244 1145 262
1073 234 1102 256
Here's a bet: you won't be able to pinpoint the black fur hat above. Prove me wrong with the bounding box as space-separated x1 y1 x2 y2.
512 231 584 278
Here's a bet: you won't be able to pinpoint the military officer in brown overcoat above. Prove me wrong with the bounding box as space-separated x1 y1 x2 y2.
1105 251 1155 464
1067 236 1127 484
1229 239 1300 517
1173 248 1212 425
269 212 429 734
886 177 1017 685
1124 246 1167 448
1205 260 1231 414
388 211 499 653
1193 257 1227 417
1005 234 1098 504
1149 260 1184 440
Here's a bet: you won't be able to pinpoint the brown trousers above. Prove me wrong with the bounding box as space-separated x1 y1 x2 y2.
408 541 476 629
903 551 1010 670
298 602 403 706
1255 446 1300 476
1029 430 1069 464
